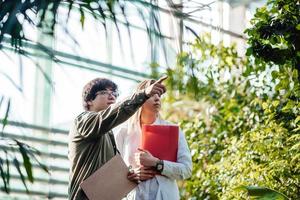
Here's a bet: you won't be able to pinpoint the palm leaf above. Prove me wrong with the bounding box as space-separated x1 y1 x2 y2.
24 145 49 174
107 2 126 59
5 150 10 191
119 3 136 65
12 157 29 193
0 156 8 193
15 140 34 183
0 96 3 110
0 99 49 193
79 6 86 29
1 98 10 134
0 0 196 52
0 70 23 93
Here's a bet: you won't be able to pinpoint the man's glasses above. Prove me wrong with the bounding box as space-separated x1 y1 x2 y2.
96 90 119 98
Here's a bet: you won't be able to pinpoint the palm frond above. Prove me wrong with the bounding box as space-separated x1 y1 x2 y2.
0 97 49 193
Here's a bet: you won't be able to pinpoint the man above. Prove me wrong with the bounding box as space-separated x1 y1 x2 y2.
68 77 167 200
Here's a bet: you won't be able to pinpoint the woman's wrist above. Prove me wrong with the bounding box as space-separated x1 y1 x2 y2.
151 158 160 167
155 159 164 172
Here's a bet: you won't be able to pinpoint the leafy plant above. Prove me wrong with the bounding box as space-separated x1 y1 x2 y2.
0 0 213 52
154 31 299 199
245 0 300 70
0 96 49 193
236 186 289 200
158 2 299 199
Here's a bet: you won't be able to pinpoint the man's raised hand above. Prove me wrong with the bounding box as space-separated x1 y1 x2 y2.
145 75 167 97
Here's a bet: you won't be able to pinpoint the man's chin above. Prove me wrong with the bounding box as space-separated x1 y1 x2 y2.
98 105 111 111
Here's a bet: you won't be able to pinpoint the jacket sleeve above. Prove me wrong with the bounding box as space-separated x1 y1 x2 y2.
74 91 147 141
161 129 193 180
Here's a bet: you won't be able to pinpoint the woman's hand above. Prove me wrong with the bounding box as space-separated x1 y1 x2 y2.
127 166 156 183
127 169 140 184
135 166 156 181
135 148 159 167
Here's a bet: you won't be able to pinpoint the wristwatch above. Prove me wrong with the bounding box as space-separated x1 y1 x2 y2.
155 159 164 172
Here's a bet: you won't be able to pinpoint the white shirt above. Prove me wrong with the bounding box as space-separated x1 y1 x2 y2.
115 118 192 200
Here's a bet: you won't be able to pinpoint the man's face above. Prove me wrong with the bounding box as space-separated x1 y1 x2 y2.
87 88 118 112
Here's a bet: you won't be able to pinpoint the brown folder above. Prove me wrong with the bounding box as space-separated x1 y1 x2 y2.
80 154 137 200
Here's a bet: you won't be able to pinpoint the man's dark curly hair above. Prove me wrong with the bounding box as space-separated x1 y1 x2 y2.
82 78 118 111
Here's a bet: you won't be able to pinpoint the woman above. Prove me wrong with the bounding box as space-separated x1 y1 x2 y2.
115 79 192 200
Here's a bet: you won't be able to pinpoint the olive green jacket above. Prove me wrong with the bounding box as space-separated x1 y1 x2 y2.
68 91 148 200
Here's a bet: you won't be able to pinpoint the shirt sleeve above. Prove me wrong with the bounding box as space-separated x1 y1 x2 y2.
161 129 193 180
74 90 147 141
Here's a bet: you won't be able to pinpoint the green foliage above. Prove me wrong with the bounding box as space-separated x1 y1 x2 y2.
0 0 119 49
157 1 300 199
0 96 49 193
0 0 202 54
157 30 299 199
236 186 289 200
245 0 300 68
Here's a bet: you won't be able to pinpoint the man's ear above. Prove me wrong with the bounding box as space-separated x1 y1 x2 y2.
87 101 93 106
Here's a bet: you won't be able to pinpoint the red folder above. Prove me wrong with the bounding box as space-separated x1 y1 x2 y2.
141 125 179 162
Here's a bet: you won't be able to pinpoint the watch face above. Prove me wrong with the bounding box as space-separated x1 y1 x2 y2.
157 163 163 171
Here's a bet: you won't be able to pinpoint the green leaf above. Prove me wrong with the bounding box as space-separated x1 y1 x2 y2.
236 186 289 199
26 149 49 174
0 96 3 108
271 71 279 79
79 7 85 29
5 151 9 190
0 157 8 193
246 47 253 56
291 153 300 166
1 99 10 133
292 126 300 133
262 102 268 110
282 101 295 112
12 158 29 193
291 143 300 151
16 141 33 183
272 100 280 107
292 69 298 79
295 116 300 124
